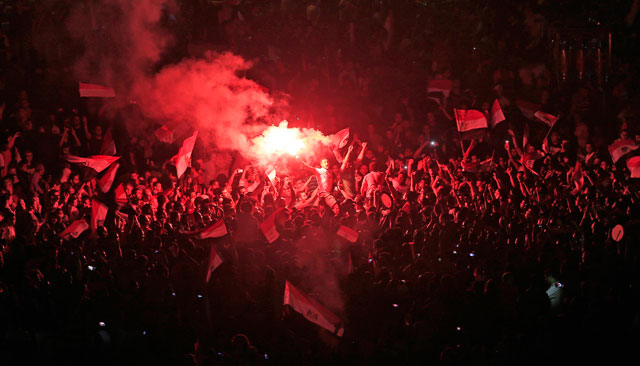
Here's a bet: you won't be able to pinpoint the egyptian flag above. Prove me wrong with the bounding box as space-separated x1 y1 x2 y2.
336 225 359 243
516 100 540 121
266 166 277 185
205 246 224 283
454 109 488 140
462 157 494 173
182 219 228 239
91 199 109 232
332 128 350 149
284 281 344 337
173 130 198 178
66 154 120 173
59 220 89 240
521 150 545 174
97 162 119 193
608 138 639 163
628 156 640 178
79 82 115 98
534 111 559 127
490 99 506 128
114 183 128 207
100 128 116 156
260 208 283 243
427 79 452 99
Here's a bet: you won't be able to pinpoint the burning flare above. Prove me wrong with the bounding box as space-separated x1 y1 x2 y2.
253 121 306 157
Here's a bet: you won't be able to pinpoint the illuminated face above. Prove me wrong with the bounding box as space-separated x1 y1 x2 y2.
321 159 329 169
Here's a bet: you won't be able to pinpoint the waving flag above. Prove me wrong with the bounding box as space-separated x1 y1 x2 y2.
462 157 494 173
260 208 283 243
427 79 453 99
205 246 224 283
97 162 119 193
79 82 115 98
100 128 116 155
59 220 89 240
521 150 545 174
332 128 350 149
182 219 228 239
114 183 128 207
534 111 559 127
173 130 198 178
266 166 277 185
454 109 488 140
516 100 540 121
91 199 109 232
628 156 640 178
609 138 638 163
66 154 120 173
490 99 506 128
284 281 344 337
336 225 359 243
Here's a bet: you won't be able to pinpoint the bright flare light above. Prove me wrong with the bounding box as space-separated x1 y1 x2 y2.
255 121 306 157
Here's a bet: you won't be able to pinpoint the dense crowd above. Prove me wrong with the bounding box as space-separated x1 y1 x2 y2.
1 0 640 365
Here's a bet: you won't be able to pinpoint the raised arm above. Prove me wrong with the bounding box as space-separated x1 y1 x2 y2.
340 145 354 172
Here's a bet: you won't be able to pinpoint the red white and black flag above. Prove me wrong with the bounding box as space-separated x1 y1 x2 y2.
182 219 228 240
59 220 89 240
609 138 638 163
91 199 109 233
260 208 283 243
172 130 198 178
284 281 344 337
79 82 115 98
97 162 120 193
206 246 224 283
100 128 117 156
490 99 506 128
336 225 359 243
66 154 120 173
454 109 488 140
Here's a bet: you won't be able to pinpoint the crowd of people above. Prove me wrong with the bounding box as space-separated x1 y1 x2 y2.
1 0 640 365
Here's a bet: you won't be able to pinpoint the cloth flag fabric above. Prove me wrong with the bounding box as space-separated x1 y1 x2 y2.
100 128 116 156
516 100 540 121
66 154 120 173
114 183 128 207
490 99 506 128
91 199 109 232
521 150 545 173
628 156 640 178
154 121 191 144
266 166 277 185
427 79 453 99
462 157 494 173
205 246 224 283
97 162 119 193
174 130 199 178
183 219 228 239
260 208 283 243
534 111 559 127
79 82 116 98
454 109 488 140
59 220 89 239
332 128 350 149
336 225 359 243
284 281 344 337
608 138 639 163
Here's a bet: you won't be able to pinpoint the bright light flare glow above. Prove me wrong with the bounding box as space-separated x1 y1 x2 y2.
253 121 306 157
